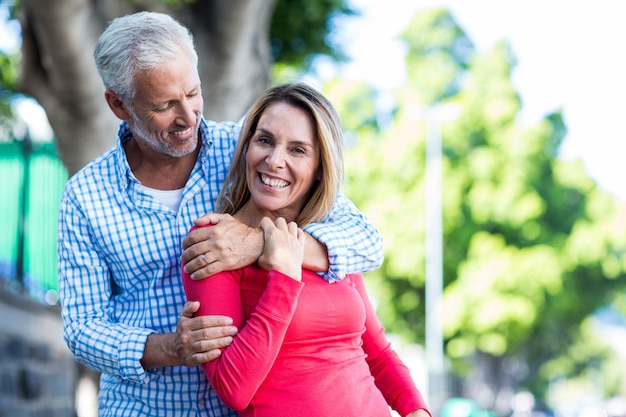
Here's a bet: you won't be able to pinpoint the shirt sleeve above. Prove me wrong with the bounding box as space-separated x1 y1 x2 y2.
303 193 384 283
351 273 431 417
182 265 303 411
58 185 155 384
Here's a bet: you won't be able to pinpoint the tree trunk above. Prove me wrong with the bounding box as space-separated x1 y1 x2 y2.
17 0 276 176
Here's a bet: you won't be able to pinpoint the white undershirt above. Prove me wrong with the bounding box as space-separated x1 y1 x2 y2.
141 185 184 212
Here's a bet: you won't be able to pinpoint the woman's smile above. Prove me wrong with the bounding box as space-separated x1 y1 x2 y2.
259 173 290 189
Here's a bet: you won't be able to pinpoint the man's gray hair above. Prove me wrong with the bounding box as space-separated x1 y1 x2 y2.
94 11 198 102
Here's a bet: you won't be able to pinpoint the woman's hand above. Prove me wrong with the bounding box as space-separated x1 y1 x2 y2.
407 409 431 417
258 217 305 281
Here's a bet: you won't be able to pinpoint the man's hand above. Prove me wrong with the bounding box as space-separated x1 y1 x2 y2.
181 213 263 280
141 301 238 370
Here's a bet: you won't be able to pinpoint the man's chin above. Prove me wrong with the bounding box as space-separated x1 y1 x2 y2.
169 143 197 158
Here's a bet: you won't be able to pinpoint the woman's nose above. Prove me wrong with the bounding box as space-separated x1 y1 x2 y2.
266 148 286 168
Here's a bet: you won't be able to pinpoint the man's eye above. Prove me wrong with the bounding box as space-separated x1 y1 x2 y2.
154 104 171 112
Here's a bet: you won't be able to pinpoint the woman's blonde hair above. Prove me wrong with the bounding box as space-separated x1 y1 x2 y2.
217 83 344 227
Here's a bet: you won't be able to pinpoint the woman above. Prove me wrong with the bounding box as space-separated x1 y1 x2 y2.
183 83 429 417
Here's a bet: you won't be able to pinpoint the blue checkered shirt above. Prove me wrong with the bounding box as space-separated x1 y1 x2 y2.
58 119 383 416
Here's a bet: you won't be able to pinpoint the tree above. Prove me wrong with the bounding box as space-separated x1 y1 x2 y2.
9 0 354 175
0 48 18 136
339 7 626 411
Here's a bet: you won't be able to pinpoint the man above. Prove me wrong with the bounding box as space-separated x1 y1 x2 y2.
58 11 383 417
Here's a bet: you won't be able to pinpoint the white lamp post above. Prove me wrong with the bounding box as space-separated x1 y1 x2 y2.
413 103 460 417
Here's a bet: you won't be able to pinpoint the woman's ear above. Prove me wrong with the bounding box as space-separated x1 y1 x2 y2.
104 90 131 121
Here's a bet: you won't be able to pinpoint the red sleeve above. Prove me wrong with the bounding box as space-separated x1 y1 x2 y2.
351 273 431 417
182 240 303 410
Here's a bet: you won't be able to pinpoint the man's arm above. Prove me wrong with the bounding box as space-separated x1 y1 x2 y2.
181 215 329 280
181 193 382 282
303 193 384 281
59 188 237 382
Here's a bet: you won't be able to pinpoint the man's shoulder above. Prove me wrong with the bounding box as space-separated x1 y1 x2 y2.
201 118 241 140
65 146 119 190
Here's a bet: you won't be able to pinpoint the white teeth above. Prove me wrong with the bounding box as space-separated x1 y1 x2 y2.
172 127 191 136
261 174 289 189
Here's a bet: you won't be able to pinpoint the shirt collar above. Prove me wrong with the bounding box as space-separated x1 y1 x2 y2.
113 118 211 190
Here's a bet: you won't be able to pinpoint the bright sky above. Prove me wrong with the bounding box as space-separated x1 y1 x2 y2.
337 0 626 202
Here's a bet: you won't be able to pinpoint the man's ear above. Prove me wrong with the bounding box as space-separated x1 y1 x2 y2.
104 90 131 121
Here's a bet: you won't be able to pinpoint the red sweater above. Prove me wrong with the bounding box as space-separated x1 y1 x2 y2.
183 265 428 417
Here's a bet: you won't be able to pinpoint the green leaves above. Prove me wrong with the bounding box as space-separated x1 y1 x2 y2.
271 0 355 67
335 7 626 401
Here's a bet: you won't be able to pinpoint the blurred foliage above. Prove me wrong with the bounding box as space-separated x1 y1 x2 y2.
402 8 474 104
3 0 356 73
337 7 626 404
270 0 356 67
0 1 19 135
128 0 357 69
0 50 18 129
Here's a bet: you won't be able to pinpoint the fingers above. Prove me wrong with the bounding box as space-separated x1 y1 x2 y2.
259 217 299 235
288 220 300 237
296 227 306 245
181 300 200 318
181 225 218 277
185 335 230 367
258 216 275 233
182 249 214 277
182 314 235 331
182 217 233 254
191 349 223 365
273 217 295 234
190 263 224 280
186 317 238 365
187 328 238 364
177 313 238 367
192 212 230 227
183 250 230 279
178 305 235 334
182 226 212 252
274 217 288 228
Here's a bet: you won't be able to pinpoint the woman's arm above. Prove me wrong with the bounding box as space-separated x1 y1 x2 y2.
182 220 305 410
350 273 431 417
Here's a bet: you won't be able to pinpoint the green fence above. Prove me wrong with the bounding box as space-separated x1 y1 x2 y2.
0 136 68 304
